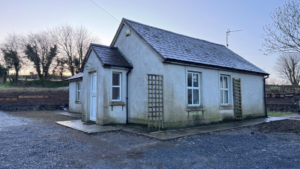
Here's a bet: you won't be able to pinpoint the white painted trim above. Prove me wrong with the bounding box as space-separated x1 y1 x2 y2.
187 71 201 106
220 74 230 105
112 72 122 101
76 82 81 101
89 72 97 121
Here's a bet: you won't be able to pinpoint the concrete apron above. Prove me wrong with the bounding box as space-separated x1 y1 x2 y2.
56 111 82 118
56 120 121 134
56 113 300 140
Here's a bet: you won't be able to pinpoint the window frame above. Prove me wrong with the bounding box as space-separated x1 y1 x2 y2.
76 82 81 102
220 75 230 105
112 72 121 101
187 72 201 106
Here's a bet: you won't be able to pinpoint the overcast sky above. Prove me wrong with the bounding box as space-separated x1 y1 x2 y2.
0 0 287 78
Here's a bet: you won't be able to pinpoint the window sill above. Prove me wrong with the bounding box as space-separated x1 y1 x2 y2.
110 101 125 106
75 101 81 104
186 106 205 112
219 105 233 110
109 101 126 111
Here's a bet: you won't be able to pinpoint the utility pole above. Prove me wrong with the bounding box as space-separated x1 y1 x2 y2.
226 29 242 48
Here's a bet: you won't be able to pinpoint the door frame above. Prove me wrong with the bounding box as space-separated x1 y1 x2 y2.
89 71 97 121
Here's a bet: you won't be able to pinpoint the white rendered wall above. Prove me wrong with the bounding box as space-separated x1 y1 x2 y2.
81 50 129 124
68 81 82 113
113 23 265 128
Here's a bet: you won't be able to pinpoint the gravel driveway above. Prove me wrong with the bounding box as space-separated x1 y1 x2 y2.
1 111 300 169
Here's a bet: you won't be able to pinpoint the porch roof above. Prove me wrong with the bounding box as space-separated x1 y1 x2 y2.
66 72 83 82
91 44 133 69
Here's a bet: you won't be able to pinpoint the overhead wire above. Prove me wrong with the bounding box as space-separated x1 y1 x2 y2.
89 0 120 23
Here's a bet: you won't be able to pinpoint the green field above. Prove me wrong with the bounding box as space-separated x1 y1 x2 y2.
268 111 293 117
0 80 69 91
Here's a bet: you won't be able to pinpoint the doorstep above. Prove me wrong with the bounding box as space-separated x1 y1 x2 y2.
56 120 120 134
56 111 82 118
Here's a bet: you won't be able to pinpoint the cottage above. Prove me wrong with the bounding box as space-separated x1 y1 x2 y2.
67 18 269 129
66 73 83 113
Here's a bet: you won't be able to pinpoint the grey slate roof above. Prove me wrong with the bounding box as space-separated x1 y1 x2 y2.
91 44 132 68
123 18 268 75
66 72 83 81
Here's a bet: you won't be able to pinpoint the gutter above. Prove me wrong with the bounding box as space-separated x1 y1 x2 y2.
164 58 269 76
126 69 132 124
64 77 83 82
263 75 269 117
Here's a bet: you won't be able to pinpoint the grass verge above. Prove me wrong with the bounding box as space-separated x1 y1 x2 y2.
268 111 293 117
0 80 68 90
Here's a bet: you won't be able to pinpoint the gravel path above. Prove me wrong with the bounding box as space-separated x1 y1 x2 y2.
1 111 300 169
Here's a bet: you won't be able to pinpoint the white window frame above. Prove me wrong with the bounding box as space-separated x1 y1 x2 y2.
187 72 201 106
220 75 230 105
76 82 81 101
112 72 121 101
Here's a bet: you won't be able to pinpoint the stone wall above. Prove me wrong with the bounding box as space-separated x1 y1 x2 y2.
266 93 300 112
0 90 69 111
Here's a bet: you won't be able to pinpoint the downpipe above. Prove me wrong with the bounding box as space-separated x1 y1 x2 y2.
126 69 132 124
263 75 269 117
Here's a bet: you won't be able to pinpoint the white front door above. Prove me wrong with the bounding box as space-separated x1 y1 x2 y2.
89 72 97 121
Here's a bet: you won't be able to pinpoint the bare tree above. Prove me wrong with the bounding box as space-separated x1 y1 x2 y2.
262 0 300 55
274 53 300 86
52 58 67 80
51 24 100 76
75 25 99 64
23 31 58 80
0 33 23 82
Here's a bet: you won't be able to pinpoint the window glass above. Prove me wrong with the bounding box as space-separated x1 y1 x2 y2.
76 82 81 101
220 75 230 105
220 76 223 88
193 89 199 104
77 91 80 101
77 82 81 90
113 73 120 86
188 89 192 104
112 87 120 100
188 72 201 106
112 72 121 101
224 90 228 103
193 74 198 87
224 76 228 88
188 73 192 87
221 90 223 104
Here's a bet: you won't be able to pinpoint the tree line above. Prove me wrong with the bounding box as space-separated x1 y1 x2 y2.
0 24 99 82
263 0 300 86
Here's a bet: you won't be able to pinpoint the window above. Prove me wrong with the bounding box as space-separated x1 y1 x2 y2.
220 75 230 105
112 72 121 101
76 82 81 101
187 72 200 106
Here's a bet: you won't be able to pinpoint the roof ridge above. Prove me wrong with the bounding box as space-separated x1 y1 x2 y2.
122 18 224 47
91 43 118 49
